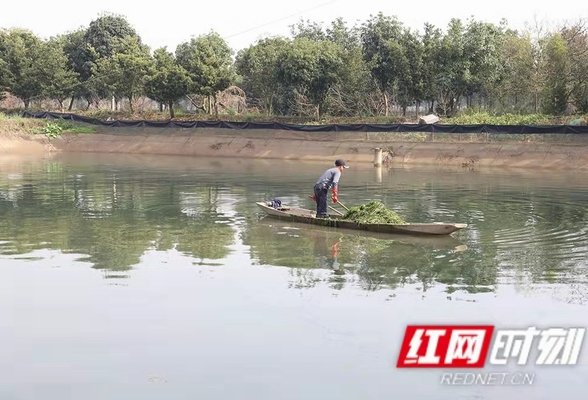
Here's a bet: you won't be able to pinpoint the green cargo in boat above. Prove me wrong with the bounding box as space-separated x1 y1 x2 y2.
342 201 407 224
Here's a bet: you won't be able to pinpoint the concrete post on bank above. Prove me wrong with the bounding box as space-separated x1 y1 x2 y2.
373 147 383 167
375 166 382 183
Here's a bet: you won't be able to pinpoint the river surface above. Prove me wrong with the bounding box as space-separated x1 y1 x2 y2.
1 153 588 400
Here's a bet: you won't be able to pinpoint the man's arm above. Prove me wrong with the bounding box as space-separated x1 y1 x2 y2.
331 170 341 203
331 170 341 189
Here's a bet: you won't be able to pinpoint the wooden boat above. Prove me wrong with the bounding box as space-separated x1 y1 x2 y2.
256 201 468 236
255 217 468 251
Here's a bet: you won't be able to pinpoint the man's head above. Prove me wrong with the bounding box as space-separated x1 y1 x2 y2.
335 159 349 171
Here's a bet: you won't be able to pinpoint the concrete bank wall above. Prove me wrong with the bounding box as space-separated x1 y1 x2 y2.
2 126 588 170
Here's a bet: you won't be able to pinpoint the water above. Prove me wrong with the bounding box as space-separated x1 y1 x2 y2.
1 153 588 400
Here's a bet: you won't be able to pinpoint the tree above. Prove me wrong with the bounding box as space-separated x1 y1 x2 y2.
432 19 470 116
360 13 405 116
96 36 153 113
83 13 140 60
234 37 288 115
42 38 79 111
0 34 15 100
492 31 536 110
0 28 45 108
420 23 443 113
541 33 569 114
397 28 426 117
176 31 236 117
560 21 588 113
0 28 76 109
81 13 143 109
326 18 373 116
57 28 95 110
290 18 328 41
276 37 343 119
145 47 191 118
462 19 507 108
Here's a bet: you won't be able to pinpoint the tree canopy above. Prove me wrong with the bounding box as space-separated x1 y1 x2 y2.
1 12 588 119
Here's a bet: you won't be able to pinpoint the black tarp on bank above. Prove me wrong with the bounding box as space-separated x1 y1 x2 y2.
19 111 588 134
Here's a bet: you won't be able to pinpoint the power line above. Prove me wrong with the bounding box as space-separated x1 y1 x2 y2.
222 0 340 39
7 1 342 104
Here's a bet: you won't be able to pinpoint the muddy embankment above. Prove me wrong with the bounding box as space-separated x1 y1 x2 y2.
2 126 588 170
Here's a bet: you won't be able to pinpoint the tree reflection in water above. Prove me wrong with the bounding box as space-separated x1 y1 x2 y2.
1 158 588 301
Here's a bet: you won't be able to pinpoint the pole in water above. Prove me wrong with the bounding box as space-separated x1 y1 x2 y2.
373 147 383 167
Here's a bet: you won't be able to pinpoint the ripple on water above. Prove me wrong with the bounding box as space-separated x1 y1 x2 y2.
492 220 588 285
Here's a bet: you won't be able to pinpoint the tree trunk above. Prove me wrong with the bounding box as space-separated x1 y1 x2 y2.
266 95 273 116
269 94 274 115
383 92 389 116
213 94 218 119
129 95 134 113
415 101 420 117
68 96 75 111
168 101 175 118
23 99 29 109
451 95 461 116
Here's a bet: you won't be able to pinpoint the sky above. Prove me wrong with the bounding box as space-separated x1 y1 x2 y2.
1 0 587 53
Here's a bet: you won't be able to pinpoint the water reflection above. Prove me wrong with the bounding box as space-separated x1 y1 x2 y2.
311 231 344 274
4 156 588 400
0 164 238 278
0 155 588 302
246 218 478 293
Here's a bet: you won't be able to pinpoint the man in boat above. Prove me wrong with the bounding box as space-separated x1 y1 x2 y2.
312 159 349 218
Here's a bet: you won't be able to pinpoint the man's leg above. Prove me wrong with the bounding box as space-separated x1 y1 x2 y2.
314 185 322 215
315 187 328 217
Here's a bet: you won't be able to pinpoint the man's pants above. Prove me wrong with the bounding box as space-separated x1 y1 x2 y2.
314 184 328 217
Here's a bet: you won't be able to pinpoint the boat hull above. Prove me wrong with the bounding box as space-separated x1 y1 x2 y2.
256 202 467 236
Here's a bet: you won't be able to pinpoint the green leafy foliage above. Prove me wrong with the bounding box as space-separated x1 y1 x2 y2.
33 121 63 138
1 13 588 121
95 36 153 112
0 28 76 108
235 37 289 115
342 201 407 224
176 32 235 116
276 37 343 118
144 48 191 118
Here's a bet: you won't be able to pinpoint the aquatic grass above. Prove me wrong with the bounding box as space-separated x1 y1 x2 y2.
342 201 407 224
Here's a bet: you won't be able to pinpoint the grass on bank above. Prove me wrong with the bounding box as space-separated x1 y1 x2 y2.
2 107 588 132
21 109 588 126
0 112 97 137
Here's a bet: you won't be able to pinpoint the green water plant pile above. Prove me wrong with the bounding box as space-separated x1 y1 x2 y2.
342 201 407 224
